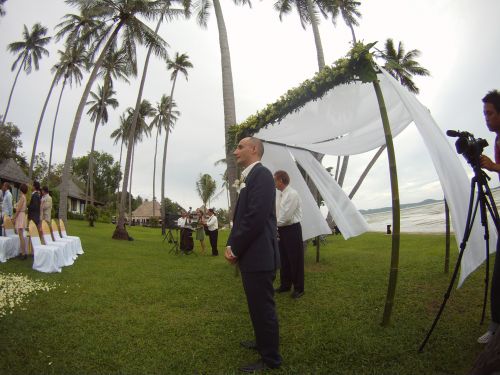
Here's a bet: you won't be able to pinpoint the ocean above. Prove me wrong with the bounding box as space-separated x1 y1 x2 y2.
363 188 500 233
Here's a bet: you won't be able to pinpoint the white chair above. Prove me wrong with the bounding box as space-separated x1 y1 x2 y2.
29 221 62 273
41 221 74 267
1 215 22 261
51 219 78 259
59 219 84 255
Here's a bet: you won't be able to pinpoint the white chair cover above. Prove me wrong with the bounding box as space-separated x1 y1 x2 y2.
61 230 84 255
31 236 62 273
0 236 18 262
42 234 74 267
52 229 78 259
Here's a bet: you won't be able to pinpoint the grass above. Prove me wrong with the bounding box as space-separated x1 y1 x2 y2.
0 221 491 374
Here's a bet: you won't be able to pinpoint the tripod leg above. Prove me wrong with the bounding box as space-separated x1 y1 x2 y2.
419 177 479 352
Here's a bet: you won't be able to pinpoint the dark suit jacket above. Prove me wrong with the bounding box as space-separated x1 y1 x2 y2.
227 163 280 273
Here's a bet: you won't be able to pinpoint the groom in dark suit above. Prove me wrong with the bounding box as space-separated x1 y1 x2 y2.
225 137 282 372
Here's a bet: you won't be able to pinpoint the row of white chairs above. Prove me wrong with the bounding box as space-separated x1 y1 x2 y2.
0 216 84 273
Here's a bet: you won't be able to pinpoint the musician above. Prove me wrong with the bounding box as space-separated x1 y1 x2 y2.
206 208 219 256
178 211 194 253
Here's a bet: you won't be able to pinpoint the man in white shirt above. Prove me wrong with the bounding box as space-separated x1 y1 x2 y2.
1 182 13 236
41 186 53 222
274 170 304 299
206 208 219 256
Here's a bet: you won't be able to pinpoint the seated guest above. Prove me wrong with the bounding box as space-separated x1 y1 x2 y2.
41 186 52 222
206 208 219 256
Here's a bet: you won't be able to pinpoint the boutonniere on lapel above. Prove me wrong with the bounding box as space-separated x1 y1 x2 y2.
232 176 246 194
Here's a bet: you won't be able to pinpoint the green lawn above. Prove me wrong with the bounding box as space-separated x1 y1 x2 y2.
0 221 490 374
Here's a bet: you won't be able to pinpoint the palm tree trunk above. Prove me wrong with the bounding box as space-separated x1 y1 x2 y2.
87 114 101 207
306 0 325 71
152 125 160 218
60 22 124 222
348 145 386 199
48 77 67 188
161 77 177 236
2 56 27 125
373 79 400 327
116 139 124 216
337 156 349 187
29 73 58 180
113 18 162 239
335 154 341 181
212 0 238 218
348 22 357 44
129 144 135 223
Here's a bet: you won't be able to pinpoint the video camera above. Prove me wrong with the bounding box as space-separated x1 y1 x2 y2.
446 130 489 167
164 212 180 230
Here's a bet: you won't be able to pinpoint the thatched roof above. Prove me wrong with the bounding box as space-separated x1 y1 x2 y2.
132 199 161 218
56 178 86 200
0 158 30 184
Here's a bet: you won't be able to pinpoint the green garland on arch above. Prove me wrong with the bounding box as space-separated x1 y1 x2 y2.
229 42 378 149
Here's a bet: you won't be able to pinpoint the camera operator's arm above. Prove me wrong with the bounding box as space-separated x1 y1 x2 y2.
480 155 500 173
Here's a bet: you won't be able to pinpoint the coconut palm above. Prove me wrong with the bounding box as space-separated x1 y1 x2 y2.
274 0 328 71
2 23 51 125
321 0 361 187
379 38 430 94
29 45 88 181
124 100 154 220
348 40 430 200
160 52 192 235
194 0 249 218
150 95 179 218
196 173 217 210
56 0 168 223
114 1 188 239
86 84 119 206
44 45 88 187
110 113 129 213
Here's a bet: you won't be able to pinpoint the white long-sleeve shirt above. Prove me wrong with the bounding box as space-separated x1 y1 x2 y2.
2 190 13 217
276 185 302 227
206 214 218 231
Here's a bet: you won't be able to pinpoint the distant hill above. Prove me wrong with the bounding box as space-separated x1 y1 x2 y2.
360 198 442 215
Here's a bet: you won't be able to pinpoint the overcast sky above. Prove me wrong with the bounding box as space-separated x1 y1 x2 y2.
1 0 499 212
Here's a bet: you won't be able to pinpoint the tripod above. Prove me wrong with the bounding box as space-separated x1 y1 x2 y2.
419 164 500 352
165 228 179 253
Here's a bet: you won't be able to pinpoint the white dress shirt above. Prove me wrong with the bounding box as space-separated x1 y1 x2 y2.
206 214 218 231
177 217 186 228
240 161 260 182
2 190 13 217
276 185 302 227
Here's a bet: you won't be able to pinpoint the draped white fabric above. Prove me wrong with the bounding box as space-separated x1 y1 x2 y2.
290 148 369 239
254 67 494 286
261 143 331 241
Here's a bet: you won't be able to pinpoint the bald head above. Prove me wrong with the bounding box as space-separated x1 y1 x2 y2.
233 137 265 168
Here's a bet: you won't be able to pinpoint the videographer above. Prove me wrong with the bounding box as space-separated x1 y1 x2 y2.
478 89 500 344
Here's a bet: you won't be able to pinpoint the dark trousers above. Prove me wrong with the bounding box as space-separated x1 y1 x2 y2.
491 237 500 326
278 222 304 292
241 271 281 368
208 229 218 255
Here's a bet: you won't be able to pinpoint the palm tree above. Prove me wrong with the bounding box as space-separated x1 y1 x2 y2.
348 40 431 201
47 45 88 187
57 0 168 223
274 0 328 71
150 95 179 218
124 100 154 221
194 0 250 218
196 174 217 210
86 84 119 206
110 113 129 213
379 38 430 94
114 1 188 239
321 0 362 187
2 23 51 125
160 52 192 235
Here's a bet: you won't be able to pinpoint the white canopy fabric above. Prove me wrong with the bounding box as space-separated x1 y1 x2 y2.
255 67 496 286
261 143 331 241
